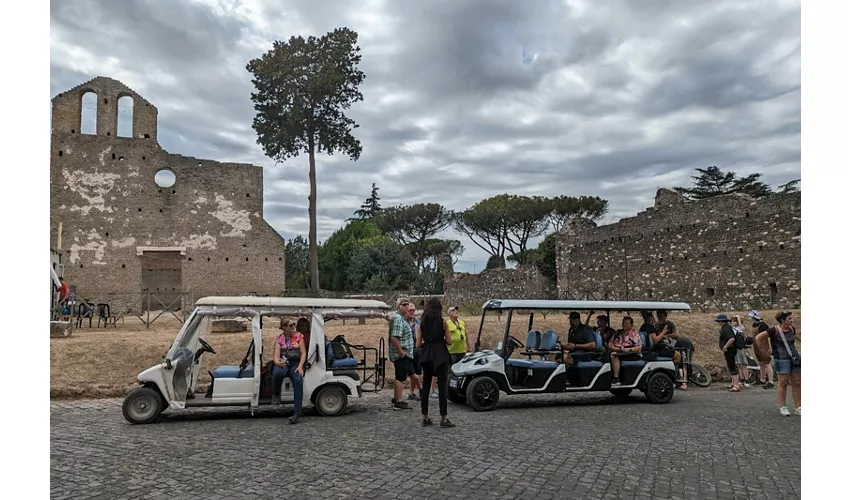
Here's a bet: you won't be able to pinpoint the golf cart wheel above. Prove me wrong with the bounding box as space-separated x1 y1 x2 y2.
466 376 500 412
645 372 675 404
447 387 466 404
688 364 712 387
610 388 632 400
315 385 348 416
122 387 164 424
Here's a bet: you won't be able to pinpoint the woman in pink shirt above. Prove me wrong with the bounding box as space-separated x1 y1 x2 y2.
610 316 643 385
272 317 306 424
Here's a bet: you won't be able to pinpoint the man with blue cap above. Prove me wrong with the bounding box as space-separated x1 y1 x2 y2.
716 314 741 392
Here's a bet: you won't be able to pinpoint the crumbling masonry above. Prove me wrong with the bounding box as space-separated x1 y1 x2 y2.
50 77 286 304
556 188 801 309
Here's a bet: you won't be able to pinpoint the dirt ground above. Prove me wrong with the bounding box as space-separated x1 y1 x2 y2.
50 309 801 399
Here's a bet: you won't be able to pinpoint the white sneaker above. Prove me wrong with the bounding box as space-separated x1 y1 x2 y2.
794 407 801 416
779 406 791 417
743 383 751 388
430 391 438 398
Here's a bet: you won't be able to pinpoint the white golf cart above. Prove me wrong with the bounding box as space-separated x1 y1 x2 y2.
122 296 389 424
448 299 691 411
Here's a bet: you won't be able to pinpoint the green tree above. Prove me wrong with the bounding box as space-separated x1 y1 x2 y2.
247 27 366 297
417 238 465 270
376 203 452 271
284 235 310 289
453 194 552 265
674 166 772 200
352 183 382 220
547 195 609 230
486 254 507 270
346 237 417 291
317 219 383 291
508 232 558 281
777 179 800 194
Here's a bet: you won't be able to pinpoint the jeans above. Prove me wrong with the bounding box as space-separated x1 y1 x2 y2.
420 362 448 417
272 364 303 416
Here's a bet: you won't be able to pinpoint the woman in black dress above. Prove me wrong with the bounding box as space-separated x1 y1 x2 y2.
416 297 455 427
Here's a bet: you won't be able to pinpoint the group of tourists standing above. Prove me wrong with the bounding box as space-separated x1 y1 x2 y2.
386 297 467 427
716 310 800 416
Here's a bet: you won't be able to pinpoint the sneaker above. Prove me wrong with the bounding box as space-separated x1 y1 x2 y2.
794 407 801 416
611 377 620 385
440 418 456 428
422 417 433 427
407 393 421 401
764 382 774 389
779 406 791 417
288 415 300 424
743 383 751 388
430 391 439 399
392 401 412 410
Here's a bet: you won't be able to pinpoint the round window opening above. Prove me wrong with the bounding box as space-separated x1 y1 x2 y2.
154 169 176 188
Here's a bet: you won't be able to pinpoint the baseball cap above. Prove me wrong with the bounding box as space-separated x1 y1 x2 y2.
447 306 459 313
395 297 410 307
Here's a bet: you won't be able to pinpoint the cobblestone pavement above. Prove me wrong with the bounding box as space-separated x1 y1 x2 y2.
51 387 800 500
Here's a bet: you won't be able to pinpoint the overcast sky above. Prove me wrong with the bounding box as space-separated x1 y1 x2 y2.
50 0 801 273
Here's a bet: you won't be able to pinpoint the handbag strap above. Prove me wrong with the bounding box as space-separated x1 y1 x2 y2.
776 325 795 358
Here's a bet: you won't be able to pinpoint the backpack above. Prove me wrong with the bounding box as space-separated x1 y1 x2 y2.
328 335 353 360
734 328 751 349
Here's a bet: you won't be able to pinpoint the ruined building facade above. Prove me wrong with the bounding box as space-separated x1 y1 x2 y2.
50 77 286 304
556 188 801 309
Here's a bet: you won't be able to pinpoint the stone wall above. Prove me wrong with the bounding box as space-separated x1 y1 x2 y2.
556 188 801 309
50 77 286 302
443 265 556 307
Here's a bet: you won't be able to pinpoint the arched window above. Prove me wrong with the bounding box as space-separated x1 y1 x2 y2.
81 92 97 135
117 96 134 137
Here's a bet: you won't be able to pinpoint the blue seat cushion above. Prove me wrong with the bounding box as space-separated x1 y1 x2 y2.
620 360 646 368
213 365 254 378
656 357 673 362
526 330 541 350
539 330 558 350
506 359 558 370
575 361 603 369
331 357 358 368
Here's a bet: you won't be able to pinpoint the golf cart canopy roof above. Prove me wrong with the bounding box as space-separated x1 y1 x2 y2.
481 299 691 312
193 296 390 318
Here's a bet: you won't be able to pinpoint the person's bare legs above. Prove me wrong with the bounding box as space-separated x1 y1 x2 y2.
776 373 790 407
409 374 421 397
764 363 775 387
611 354 621 381
790 372 801 409
394 379 404 403
738 364 749 386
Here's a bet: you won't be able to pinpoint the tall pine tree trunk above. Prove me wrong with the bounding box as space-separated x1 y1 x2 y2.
308 147 320 297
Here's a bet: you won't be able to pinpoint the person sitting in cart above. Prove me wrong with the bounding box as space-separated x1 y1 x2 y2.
563 311 597 364
650 309 681 363
609 316 643 385
594 314 617 345
272 317 307 424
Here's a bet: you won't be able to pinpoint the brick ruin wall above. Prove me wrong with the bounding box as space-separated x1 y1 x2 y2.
50 77 286 305
556 188 801 309
443 265 556 307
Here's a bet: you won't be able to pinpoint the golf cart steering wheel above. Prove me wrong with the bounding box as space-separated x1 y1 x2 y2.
507 335 524 348
198 338 216 355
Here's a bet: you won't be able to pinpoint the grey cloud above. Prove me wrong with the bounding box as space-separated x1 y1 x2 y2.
50 0 800 272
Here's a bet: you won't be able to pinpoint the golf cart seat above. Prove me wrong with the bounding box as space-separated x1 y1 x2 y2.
540 330 558 350
526 330 541 350
642 331 673 361
331 357 358 368
212 365 255 378
506 358 559 370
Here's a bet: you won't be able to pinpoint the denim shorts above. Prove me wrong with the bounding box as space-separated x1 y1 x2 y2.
774 358 800 375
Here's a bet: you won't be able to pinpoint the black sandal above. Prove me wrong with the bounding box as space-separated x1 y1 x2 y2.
440 418 455 428
422 417 433 427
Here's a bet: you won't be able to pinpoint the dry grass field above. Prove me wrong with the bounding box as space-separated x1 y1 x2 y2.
50 308 801 399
